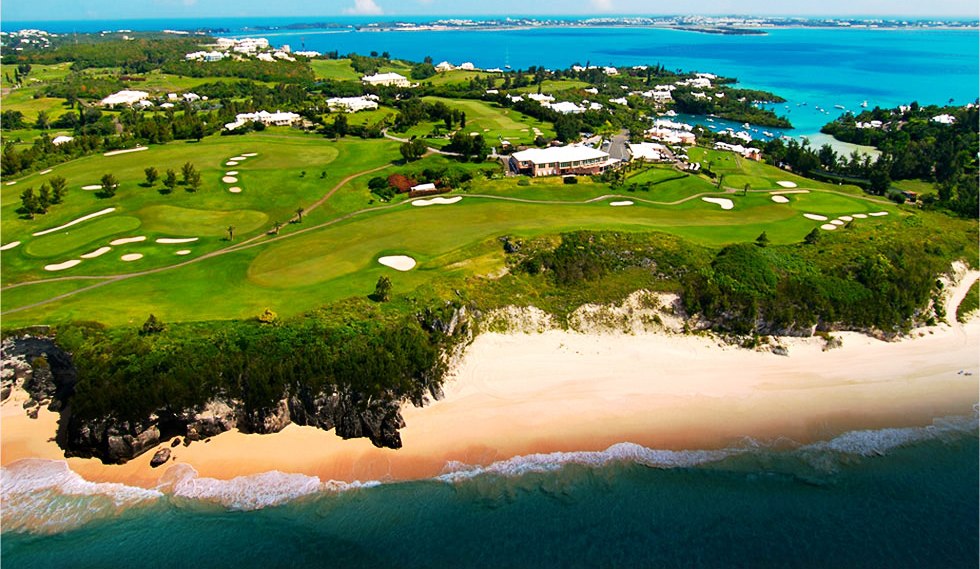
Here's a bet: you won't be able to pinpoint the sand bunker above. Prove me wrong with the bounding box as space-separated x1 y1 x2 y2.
80 247 111 259
0 241 21 251
120 253 143 262
226 171 239 176
229 187 242 194
156 237 199 244
771 195 790 204
610 201 634 207
81 185 102 190
776 181 798 188
231 156 248 161
222 176 238 183
39 169 52 175
33 208 116 237
701 197 734 210
5 181 16 185
241 153 258 157
226 161 239 167
44 259 81 271
853 213 868 219
869 212 889 217
820 224 838 231
839 215 853 222
109 236 147 246
830 219 846 226
411 196 462 207
104 147 147 157
378 255 417 271
176 250 192 256
803 213 829 221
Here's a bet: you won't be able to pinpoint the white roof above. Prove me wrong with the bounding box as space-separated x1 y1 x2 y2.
411 182 437 192
629 142 667 160
52 135 74 145
512 145 609 165
362 72 407 82
100 90 149 106
549 101 585 114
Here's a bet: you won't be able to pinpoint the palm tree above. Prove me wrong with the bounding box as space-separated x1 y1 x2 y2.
295 207 304 223
227 225 235 241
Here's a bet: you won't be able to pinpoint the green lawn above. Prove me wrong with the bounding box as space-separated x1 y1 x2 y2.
514 80 591 94
422 70 499 87
310 59 362 82
415 96 555 147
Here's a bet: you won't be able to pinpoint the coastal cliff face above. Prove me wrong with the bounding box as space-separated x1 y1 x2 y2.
0 304 472 464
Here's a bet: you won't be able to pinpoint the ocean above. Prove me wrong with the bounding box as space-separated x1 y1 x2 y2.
2 416 978 568
2 19 979 567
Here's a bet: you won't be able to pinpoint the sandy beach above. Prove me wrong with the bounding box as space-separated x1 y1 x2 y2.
3 305 978 489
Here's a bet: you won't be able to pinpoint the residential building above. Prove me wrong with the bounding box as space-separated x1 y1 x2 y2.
361 72 410 87
327 95 380 113
224 110 301 130
100 90 149 107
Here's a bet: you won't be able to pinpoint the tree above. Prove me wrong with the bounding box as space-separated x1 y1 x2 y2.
100 173 119 197
37 183 51 214
226 225 235 241
34 111 49 130
743 183 750 196
186 169 202 192
49 176 67 204
295 207 304 223
755 231 770 247
272 221 283 235
803 228 820 245
163 169 177 193
140 314 166 335
400 139 427 162
258 308 279 323
144 166 159 186
372 275 392 302
181 162 196 185
19 187 38 218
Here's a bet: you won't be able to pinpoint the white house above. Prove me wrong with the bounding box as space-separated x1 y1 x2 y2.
410 182 437 193
603 66 619 75
361 72 410 87
609 97 629 106
628 142 669 161
458 62 476 70
646 127 696 145
100 90 149 107
584 87 599 95
510 146 615 177
548 101 586 114
327 95 380 113
257 53 275 62
52 135 74 146
931 114 956 125
715 141 761 160
225 110 301 130
435 61 455 72
527 93 556 104
182 93 201 102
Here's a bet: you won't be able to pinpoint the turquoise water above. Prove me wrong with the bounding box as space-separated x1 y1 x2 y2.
2 426 977 568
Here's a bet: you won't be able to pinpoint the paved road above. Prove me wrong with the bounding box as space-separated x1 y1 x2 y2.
606 129 631 162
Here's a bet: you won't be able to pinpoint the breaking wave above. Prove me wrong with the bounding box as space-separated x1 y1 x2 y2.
3 411 976 534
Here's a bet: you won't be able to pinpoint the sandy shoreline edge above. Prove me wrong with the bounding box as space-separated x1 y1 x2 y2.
3 274 979 490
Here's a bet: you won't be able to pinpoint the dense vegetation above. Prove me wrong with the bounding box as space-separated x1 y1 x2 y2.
673 87 790 128
52 300 457 424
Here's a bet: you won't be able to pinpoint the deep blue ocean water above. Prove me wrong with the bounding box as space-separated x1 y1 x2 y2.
1 19 979 567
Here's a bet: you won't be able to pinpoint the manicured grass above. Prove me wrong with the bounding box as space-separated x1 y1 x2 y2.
343 106 397 127
410 96 555 147
422 70 499 87
24 215 142 258
136 205 267 236
892 179 938 197
310 59 361 82
514 80 590 93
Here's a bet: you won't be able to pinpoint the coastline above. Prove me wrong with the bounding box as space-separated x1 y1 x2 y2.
3 292 978 491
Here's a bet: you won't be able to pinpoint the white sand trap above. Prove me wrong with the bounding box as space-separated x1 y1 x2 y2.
820 224 838 231
110 236 146 246
222 176 238 183
156 237 198 244
831 219 846 226
6 181 16 185
241 153 258 157
229 187 242 194
803 213 828 221
411 196 463 207
39 169 53 175
771 195 790 203
1 241 21 251
231 156 248 161
378 255 417 271
776 181 798 188
176 250 192 256
226 171 239 176
33 208 116 237
701 197 734 210
852 213 868 219
120 253 143 262
80 246 111 259
869 211 889 217
104 147 147 157
44 259 81 271
225 161 239 167
81 185 102 190
839 215 853 222
610 201 634 207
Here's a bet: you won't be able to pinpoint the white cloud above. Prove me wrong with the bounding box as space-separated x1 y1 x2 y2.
591 0 613 10
345 0 384 14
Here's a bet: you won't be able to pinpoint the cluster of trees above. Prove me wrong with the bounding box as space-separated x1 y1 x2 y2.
368 163 481 200
55 302 451 424
673 87 790 128
445 131 489 160
161 58 314 84
391 98 464 132
15 37 204 73
17 176 68 218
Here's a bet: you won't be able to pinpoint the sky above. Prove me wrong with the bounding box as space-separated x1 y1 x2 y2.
3 0 978 22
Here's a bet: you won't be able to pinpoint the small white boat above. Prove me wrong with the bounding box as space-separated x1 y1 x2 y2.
742 122 750 129
861 100 868 108
834 104 846 110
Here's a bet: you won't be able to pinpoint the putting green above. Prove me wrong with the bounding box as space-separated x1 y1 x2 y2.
136 205 269 236
24 216 141 258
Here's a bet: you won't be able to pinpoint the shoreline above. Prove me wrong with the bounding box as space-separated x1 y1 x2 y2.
3 309 978 490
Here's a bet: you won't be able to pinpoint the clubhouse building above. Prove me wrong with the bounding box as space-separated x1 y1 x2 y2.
509 146 616 177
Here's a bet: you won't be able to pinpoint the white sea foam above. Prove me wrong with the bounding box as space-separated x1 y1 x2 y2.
0 459 162 534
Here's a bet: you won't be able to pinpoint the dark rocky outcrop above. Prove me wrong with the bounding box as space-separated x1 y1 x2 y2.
150 448 171 468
